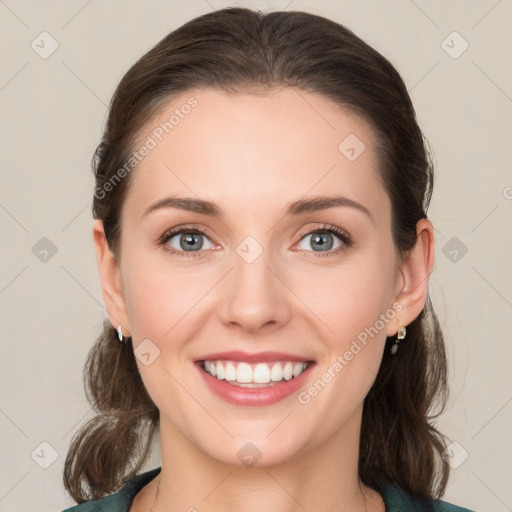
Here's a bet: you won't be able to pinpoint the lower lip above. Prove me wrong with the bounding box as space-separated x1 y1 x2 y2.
195 362 315 406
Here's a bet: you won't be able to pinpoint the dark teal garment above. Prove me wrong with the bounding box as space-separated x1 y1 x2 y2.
61 466 476 512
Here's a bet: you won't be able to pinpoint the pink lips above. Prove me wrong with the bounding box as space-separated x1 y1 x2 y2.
195 356 315 407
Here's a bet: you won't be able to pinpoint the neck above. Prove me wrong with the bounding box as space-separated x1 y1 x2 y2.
149 411 384 512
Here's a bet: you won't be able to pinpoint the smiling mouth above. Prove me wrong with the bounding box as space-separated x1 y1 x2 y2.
197 359 314 388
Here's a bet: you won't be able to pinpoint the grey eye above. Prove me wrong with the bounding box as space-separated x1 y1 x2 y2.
298 232 342 252
167 232 214 252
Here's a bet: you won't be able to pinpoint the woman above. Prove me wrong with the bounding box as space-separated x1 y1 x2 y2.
61 7 477 512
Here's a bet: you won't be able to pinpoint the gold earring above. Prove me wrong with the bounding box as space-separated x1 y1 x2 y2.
390 325 406 355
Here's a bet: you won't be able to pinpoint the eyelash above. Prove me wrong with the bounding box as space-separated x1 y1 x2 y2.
157 224 353 258
297 224 353 257
157 226 211 258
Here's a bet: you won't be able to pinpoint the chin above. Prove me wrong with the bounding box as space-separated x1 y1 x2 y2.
201 434 306 470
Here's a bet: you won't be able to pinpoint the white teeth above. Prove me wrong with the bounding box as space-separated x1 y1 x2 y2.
283 362 293 380
225 361 237 381
253 363 271 384
292 362 305 377
270 363 283 382
236 362 253 383
201 360 309 385
216 362 225 380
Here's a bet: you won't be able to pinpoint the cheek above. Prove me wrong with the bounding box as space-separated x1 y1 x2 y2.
294 263 393 420
291 257 395 342
120 251 200 341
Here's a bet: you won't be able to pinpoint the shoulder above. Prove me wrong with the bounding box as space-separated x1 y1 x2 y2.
60 467 162 512
378 483 477 512
60 492 120 512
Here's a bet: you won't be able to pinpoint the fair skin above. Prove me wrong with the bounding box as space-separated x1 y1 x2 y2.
93 87 434 512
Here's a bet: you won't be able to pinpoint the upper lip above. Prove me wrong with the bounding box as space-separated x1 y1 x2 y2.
195 351 314 363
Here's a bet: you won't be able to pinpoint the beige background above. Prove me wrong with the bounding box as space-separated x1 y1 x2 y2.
1 1 511 511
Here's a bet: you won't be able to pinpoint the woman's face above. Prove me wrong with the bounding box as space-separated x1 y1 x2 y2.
107 87 407 466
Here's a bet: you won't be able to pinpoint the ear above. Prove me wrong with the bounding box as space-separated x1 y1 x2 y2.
92 219 131 337
387 218 435 336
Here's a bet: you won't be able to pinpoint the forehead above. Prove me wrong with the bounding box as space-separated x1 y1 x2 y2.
123 87 388 222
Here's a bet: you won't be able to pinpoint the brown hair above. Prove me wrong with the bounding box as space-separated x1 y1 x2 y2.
64 7 449 503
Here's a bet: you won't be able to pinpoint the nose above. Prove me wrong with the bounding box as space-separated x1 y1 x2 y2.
217 245 292 334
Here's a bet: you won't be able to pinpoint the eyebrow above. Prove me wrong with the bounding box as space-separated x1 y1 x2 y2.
142 195 373 222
